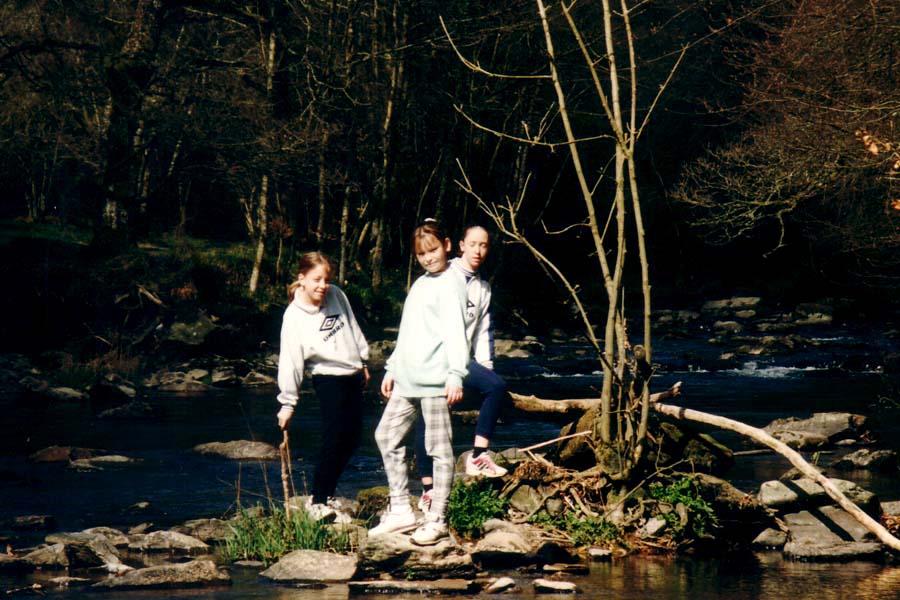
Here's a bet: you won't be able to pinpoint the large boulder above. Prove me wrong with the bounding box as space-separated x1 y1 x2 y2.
762 412 868 449
652 423 734 476
43 532 121 568
91 559 230 590
757 477 881 517
782 508 884 561
357 531 475 580
259 549 358 582
127 530 210 555
193 440 278 460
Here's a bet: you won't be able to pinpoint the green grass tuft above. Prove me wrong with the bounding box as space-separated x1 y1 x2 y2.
222 504 351 565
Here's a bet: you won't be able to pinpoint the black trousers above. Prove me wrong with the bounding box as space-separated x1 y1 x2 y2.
310 372 364 503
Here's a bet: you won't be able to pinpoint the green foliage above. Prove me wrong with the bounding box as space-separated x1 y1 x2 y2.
530 512 622 546
223 504 350 565
355 486 390 529
0 220 91 247
447 478 508 538
648 475 717 539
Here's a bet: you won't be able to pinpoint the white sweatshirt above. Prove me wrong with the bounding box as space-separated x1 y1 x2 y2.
276 284 369 417
449 258 494 370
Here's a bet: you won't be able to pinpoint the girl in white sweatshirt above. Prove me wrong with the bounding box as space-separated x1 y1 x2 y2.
369 219 469 546
276 252 370 519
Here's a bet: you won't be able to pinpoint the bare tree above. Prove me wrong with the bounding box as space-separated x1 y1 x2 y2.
448 0 684 481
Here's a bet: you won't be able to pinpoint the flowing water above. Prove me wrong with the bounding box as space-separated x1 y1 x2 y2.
1 320 899 598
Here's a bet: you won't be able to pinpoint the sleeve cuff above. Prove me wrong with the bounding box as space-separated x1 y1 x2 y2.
446 374 464 390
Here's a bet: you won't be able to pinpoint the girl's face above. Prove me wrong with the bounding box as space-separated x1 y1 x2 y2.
297 264 331 305
416 235 452 274
459 227 490 272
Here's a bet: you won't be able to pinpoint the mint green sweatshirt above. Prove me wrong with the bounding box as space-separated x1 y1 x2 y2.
385 268 469 397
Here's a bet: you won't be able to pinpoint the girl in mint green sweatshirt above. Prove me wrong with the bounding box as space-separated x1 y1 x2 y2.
369 219 469 546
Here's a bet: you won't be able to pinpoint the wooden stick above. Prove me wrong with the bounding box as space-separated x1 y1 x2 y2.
279 430 291 518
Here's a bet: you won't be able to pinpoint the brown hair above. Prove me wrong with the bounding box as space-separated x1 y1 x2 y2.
411 218 450 253
287 252 333 302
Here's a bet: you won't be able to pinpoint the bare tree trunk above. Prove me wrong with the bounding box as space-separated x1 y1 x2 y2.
338 187 350 283
248 174 269 294
248 25 276 295
316 130 330 244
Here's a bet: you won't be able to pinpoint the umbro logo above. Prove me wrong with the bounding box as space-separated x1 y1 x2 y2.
320 314 341 331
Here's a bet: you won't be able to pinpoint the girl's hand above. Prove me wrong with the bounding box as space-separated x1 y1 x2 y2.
380 373 394 399
362 366 371 389
277 411 292 430
445 385 463 406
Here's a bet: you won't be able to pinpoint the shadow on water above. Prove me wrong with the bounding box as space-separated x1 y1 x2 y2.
1 329 899 598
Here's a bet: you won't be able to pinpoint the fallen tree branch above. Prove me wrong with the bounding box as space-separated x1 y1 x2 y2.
652 390 900 553
509 382 681 417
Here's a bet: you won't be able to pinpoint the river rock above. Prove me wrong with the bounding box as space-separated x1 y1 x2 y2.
654 423 734 476
259 549 357 582
82 527 130 547
44 532 120 568
762 412 868 449
193 440 278 460
68 454 139 470
713 320 743 335
171 518 231 543
91 559 230 589
29 446 100 462
534 578 578 593
485 576 517 593
693 473 772 543
783 538 884 562
348 579 478 595
7 515 57 531
757 477 880 516
588 548 613 561
702 297 762 313
128 530 210 555
22 543 69 568
881 501 900 516
470 520 551 568
639 516 668 538
240 371 275 386
787 506 877 543
751 528 787 549
211 368 239 386
46 386 87 401
358 531 475 579
48 576 92 588
830 448 897 471
494 338 544 358
97 401 156 419
88 376 137 405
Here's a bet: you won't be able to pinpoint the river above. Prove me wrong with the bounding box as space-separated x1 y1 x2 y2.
1 319 899 598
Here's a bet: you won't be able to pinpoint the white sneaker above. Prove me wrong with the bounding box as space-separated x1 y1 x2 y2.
303 499 336 523
368 509 417 536
417 490 433 513
410 517 449 546
465 452 508 478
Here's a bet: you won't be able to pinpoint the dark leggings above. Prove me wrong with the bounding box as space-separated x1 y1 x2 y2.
414 362 508 479
310 372 364 504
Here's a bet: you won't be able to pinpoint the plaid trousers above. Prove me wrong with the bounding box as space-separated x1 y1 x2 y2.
374 394 454 517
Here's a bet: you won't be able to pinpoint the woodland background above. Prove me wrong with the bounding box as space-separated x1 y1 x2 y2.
1 0 898 357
